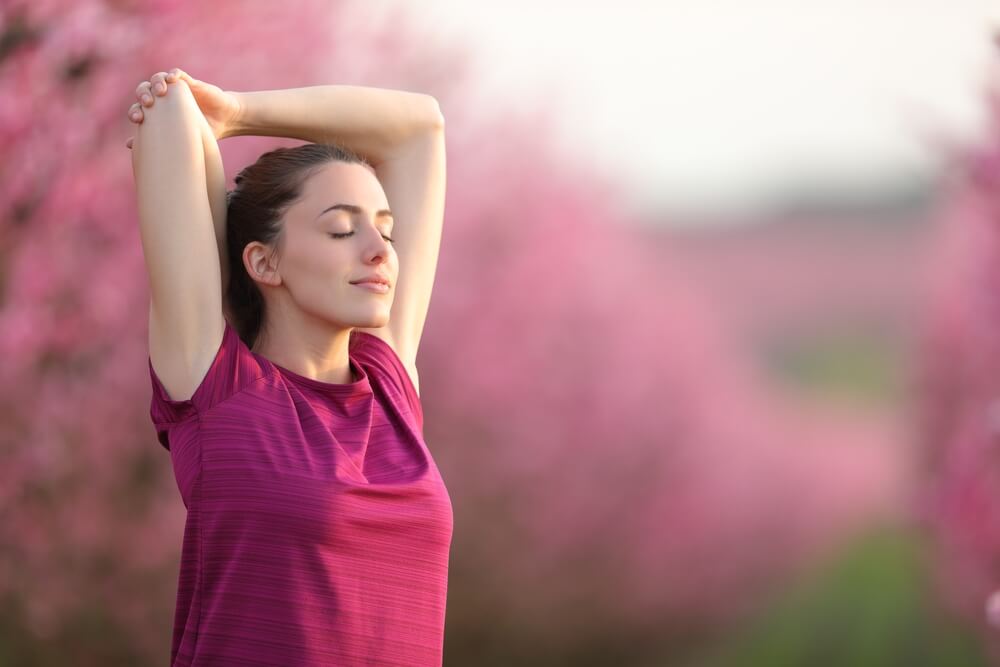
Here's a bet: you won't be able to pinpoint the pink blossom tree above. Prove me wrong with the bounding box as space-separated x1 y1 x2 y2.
0 0 906 663
913 34 1000 665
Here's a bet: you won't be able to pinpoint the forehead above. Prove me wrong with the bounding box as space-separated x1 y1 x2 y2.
300 161 387 208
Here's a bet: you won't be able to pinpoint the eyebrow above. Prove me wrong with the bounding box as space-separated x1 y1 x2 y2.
316 203 393 220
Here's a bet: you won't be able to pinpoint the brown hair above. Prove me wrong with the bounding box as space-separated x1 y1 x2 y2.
224 142 371 350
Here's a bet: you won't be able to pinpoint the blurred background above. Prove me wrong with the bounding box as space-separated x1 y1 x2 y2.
4 0 1000 664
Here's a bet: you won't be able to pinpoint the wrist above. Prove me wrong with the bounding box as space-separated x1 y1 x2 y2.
223 90 248 139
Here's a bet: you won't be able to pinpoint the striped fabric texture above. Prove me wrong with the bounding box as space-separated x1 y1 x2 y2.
148 320 453 666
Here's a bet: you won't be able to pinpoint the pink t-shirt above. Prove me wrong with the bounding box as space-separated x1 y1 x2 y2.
148 319 453 666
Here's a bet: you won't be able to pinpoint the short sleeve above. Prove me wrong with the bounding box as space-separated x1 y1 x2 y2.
148 319 265 450
353 333 424 432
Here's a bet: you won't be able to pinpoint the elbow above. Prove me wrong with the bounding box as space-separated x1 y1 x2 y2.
135 80 204 139
424 95 445 130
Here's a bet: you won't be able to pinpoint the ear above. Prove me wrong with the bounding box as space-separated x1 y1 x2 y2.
244 242 283 287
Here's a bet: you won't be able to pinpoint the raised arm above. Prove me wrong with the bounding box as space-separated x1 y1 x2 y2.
132 78 225 402
226 85 440 167
224 85 446 378
128 70 231 321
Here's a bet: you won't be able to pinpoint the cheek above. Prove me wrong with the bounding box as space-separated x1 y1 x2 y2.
307 239 348 269
286 244 347 290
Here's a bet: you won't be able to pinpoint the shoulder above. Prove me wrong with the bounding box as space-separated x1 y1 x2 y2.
353 330 420 399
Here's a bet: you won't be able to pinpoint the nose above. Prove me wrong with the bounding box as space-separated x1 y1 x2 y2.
362 225 392 260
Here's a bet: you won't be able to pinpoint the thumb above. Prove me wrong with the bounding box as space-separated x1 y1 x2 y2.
169 68 199 88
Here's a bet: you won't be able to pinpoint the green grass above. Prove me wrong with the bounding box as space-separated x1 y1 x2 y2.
757 329 907 408
688 524 989 667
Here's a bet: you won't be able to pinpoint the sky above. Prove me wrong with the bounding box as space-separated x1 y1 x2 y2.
362 1 1000 223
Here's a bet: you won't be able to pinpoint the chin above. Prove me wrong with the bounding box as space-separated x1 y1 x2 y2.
356 312 391 328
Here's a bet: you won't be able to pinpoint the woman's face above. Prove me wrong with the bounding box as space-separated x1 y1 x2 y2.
252 160 398 330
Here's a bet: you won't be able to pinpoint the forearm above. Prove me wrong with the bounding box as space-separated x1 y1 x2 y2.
226 85 443 167
197 113 230 303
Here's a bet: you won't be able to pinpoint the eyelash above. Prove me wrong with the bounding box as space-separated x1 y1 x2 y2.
328 232 395 243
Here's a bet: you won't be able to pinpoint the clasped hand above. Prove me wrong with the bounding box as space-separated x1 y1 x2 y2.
125 67 243 149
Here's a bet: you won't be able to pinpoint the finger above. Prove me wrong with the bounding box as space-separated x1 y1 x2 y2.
151 71 169 95
170 68 196 86
128 102 143 123
136 81 154 106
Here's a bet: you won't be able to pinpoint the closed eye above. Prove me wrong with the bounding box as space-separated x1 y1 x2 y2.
329 231 395 243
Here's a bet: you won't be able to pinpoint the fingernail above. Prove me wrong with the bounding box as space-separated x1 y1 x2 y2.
142 94 152 104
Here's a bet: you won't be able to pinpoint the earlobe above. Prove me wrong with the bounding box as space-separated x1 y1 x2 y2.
253 264 283 287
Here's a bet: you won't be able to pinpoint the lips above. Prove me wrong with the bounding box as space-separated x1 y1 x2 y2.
350 275 391 287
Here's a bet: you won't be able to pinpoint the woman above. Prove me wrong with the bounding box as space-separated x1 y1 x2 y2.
127 68 452 666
